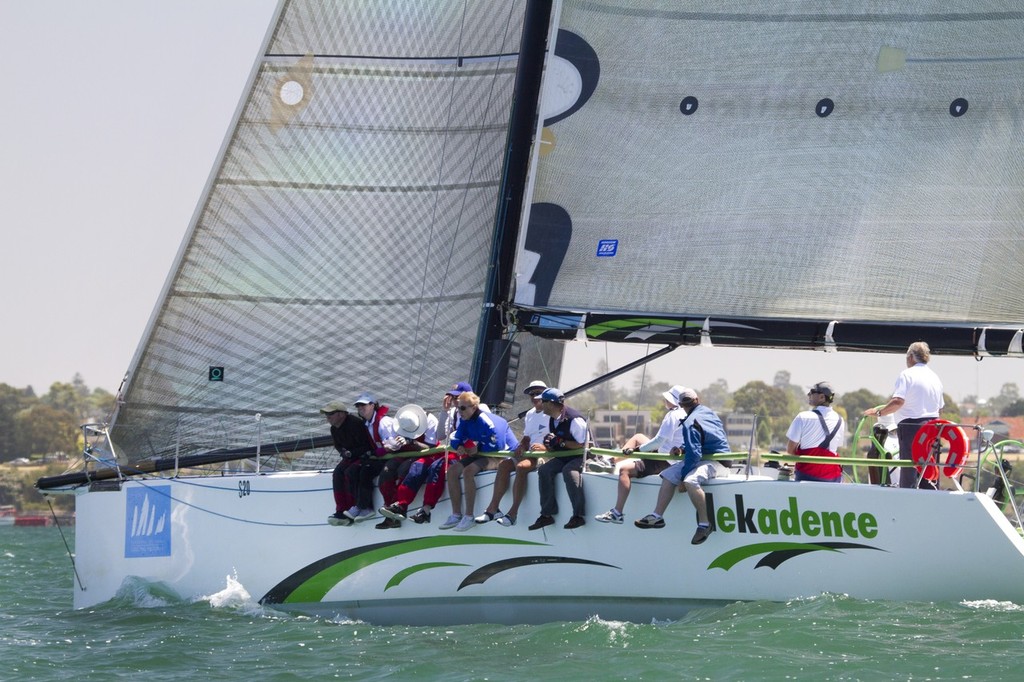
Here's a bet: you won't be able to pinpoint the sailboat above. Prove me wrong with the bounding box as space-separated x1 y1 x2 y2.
37 1 1024 625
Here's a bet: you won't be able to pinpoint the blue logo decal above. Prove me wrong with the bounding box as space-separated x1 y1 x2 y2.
125 486 171 558
596 239 618 257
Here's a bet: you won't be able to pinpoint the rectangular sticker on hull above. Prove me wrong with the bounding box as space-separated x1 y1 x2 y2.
124 486 171 558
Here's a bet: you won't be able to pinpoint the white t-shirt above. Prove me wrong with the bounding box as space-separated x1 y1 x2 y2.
786 406 845 453
521 407 550 447
638 406 687 453
892 363 944 420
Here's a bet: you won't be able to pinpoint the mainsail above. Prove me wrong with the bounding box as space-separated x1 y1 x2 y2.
110 1 532 461
514 2 1024 354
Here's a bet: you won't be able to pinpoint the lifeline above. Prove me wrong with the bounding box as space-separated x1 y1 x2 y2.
706 493 879 539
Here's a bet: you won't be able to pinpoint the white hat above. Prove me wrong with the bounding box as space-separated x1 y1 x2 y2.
523 380 548 396
394 404 428 439
662 385 685 407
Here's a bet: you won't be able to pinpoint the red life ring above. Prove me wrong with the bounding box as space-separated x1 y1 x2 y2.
911 419 969 480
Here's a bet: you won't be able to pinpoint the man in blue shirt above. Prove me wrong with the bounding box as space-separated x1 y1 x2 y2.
634 387 731 544
440 391 518 532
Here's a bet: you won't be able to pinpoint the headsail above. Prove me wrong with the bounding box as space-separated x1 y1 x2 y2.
515 2 1024 354
111 1 530 461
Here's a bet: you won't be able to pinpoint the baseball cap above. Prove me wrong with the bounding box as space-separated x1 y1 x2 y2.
353 391 377 405
678 387 698 403
319 400 347 414
540 387 565 403
446 381 473 397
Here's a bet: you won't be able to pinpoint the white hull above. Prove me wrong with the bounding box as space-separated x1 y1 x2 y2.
55 469 1024 624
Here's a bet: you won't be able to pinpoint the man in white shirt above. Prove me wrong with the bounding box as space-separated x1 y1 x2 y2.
595 385 687 524
863 341 944 489
476 380 551 527
786 381 845 483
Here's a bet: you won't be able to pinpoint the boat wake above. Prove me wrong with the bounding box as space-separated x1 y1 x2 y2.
961 599 1024 612
196 572 277 618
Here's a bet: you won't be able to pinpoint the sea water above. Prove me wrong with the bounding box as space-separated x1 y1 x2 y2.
3 526 1023 681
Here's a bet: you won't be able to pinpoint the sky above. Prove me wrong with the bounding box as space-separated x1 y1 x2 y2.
1 1 1019 405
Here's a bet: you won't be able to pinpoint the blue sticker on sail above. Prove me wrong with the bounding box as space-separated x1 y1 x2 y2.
125 486 171 558
596 240 618 257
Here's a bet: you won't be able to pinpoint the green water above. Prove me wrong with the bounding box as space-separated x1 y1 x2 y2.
2 526 1022 680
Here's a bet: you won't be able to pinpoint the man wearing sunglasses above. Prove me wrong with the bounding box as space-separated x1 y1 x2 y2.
786 381 846 483
476 380 552 528
441 391 519 532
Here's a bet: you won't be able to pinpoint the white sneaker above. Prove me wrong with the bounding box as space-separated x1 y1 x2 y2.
351 508 376 522
594 509 624 524
496 514 517 527
474 510 503 524
342 505 362 521
454 515 476 532
439 513 463 530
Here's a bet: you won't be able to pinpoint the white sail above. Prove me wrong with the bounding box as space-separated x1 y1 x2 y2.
110 0 529 461
515 1 1024 352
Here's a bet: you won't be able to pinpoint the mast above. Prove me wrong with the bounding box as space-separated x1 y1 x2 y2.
472 0 554 404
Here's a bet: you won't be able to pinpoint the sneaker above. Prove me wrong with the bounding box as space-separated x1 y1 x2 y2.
439 513 463 530
454 515 476 532
411 508 431 524
634 514 665 529
691 525 713 545
528 515 555 531
564 515 585 529
342 505 361 521
380 503 408 521
375 517 401 530
594 509 624 524
474 509 503 524
350 508 376 522
586 456 614 473
496 514 517 527
327 513 353 527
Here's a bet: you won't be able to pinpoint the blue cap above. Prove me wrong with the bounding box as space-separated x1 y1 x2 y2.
446 381 473 397
540 387 564 403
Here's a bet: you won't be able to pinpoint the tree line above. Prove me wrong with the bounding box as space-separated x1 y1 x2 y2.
2 369 1021 461
569 368 1024 451
0 374 115 462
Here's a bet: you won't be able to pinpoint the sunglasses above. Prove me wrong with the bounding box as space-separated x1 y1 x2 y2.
457 405 473 411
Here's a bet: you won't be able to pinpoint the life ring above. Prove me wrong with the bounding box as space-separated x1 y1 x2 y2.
911 419 969 480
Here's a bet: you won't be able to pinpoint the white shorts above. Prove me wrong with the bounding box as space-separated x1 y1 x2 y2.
661 461 721 487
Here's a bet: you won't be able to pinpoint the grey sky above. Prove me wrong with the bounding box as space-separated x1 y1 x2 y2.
1 1 1017 403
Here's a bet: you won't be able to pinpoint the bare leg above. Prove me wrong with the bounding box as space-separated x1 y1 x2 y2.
447 460 464 515
462 462 482 516
485 458 514 515
507 458 535 519
615 460 638 512
652 477 676 516
621 433 651 451
686 483 709 524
